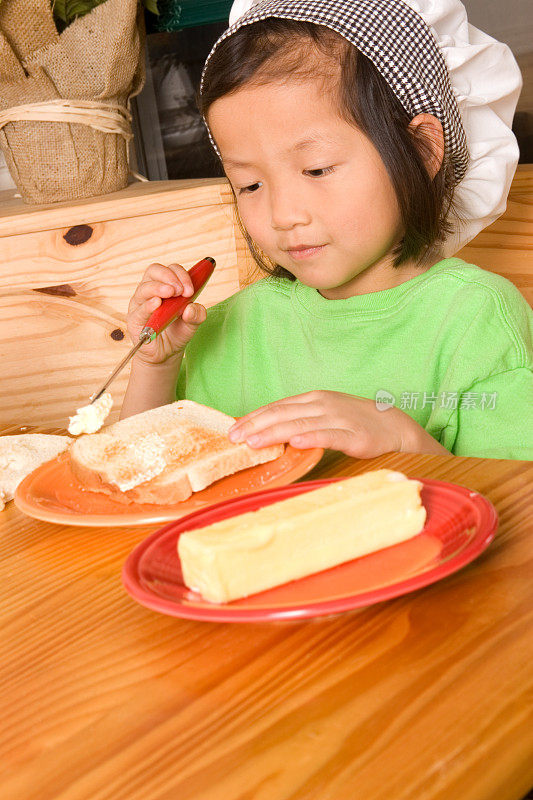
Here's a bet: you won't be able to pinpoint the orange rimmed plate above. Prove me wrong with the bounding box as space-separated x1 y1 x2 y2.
14 446 323 527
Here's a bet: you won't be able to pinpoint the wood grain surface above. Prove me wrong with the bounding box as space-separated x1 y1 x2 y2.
0 181 255 430
458 165 533 306
1 452 532 800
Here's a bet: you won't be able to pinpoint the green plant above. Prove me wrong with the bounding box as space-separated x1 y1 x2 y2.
52 0 158 27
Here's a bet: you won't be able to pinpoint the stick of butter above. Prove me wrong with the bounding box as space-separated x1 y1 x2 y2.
178 469 426 603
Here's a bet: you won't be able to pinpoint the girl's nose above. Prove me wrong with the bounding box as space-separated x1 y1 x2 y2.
269 184 312 231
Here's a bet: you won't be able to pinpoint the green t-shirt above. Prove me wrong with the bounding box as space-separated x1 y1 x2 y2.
177 257 533 460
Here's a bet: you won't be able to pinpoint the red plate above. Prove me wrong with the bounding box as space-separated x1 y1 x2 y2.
122 477 498 622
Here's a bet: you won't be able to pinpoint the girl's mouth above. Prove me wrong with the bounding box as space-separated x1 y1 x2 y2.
286 245 326 260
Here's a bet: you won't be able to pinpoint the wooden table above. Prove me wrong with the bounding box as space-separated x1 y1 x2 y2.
1 451 532 800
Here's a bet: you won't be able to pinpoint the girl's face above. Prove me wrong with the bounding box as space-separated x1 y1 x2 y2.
208 76 420 299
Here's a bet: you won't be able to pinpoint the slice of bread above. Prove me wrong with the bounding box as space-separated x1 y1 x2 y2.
69 400 285 505
0 434 72 510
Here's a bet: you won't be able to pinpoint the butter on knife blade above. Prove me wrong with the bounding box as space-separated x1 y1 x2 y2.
68 392 113 436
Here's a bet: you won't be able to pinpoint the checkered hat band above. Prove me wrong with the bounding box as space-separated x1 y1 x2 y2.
202 0 468 181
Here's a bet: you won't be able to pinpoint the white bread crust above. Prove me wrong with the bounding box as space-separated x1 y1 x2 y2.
0 434 72 509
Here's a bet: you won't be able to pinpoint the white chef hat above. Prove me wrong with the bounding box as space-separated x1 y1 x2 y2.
206 0 522 256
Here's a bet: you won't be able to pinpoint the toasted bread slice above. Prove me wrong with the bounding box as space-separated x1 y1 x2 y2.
69 401 285 505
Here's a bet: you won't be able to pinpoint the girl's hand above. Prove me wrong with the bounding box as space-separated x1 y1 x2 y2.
127 262 207 365
228 391 448 458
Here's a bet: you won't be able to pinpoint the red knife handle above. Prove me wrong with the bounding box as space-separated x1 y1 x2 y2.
141 257 215 341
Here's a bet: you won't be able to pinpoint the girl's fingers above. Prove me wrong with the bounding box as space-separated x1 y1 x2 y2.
126 263 204 361
135 264 193 299
290 427 385 459
229 400 322 442
145 263 194 297
129 296 162 326
179 302 207 327
289 428 354 452
145 262 194 289
131 280 179 309
167 263 195 296
229 394 321 435
129 280 193 323
245 424 365 456
130 299 205 336
237 414 332 448
129 260 202 322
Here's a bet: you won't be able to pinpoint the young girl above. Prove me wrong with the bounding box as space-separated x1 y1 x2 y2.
122 0 532 460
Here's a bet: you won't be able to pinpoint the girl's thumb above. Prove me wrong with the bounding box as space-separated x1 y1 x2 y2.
181 302 207 327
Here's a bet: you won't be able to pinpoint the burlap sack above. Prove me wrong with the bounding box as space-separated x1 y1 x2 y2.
0 0 145 204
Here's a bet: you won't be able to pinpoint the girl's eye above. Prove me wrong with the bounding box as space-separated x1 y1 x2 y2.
238 182 262 195
304 166 335 178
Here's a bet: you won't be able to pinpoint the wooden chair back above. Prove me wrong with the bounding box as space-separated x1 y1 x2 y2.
0 165 531 432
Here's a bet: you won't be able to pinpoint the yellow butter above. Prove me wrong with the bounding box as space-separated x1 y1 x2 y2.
178 469 426 603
